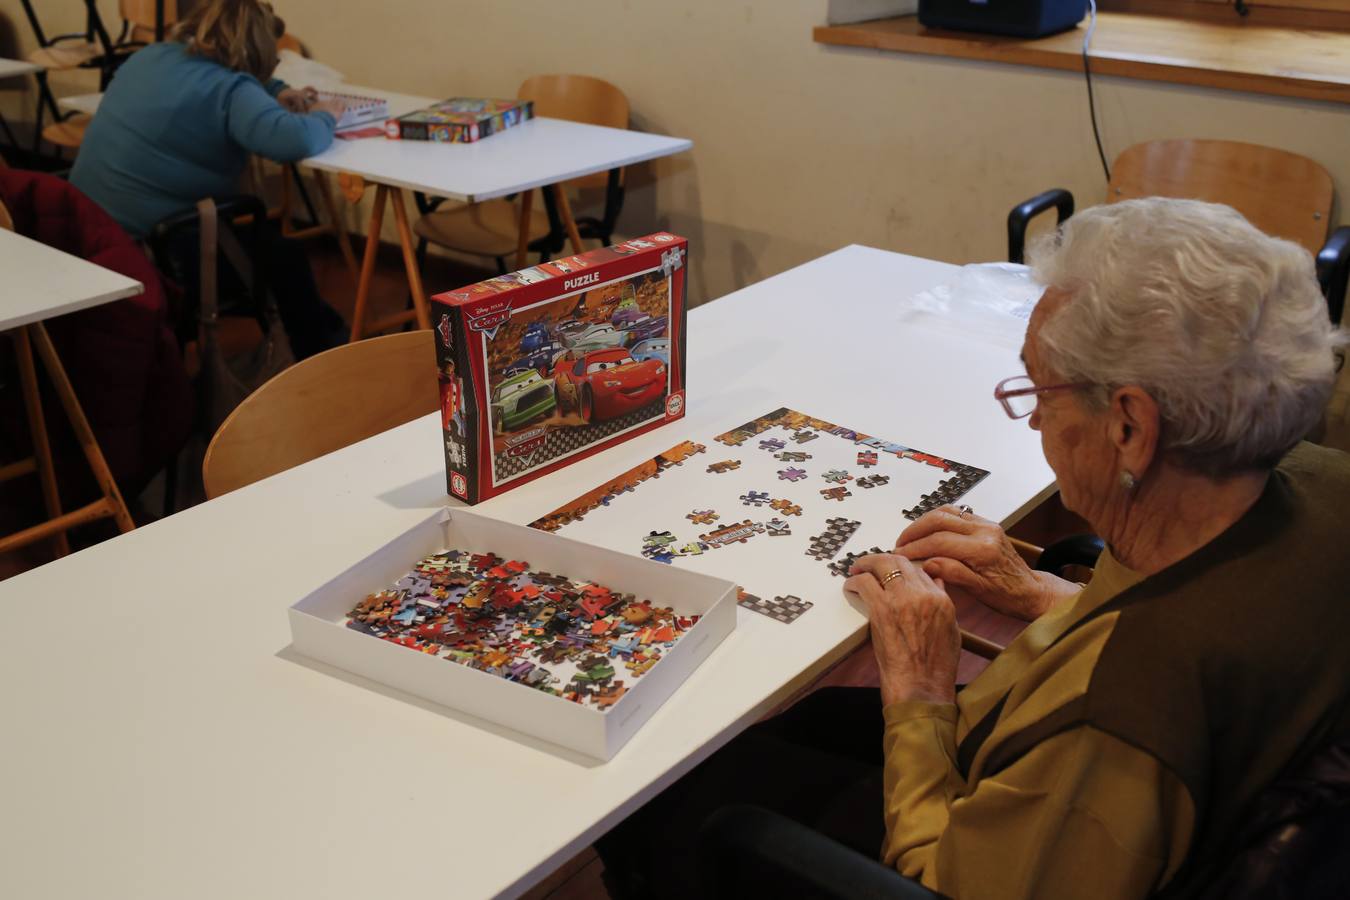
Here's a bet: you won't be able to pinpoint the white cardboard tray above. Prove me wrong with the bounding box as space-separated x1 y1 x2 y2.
288 507 738 760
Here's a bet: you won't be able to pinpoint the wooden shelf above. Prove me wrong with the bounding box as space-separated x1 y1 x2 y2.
813 13 1350 105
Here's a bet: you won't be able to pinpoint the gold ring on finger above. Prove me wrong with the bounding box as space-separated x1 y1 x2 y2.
879 569 904 587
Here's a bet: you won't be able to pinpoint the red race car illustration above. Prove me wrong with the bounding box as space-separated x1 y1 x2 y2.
553 348 666 423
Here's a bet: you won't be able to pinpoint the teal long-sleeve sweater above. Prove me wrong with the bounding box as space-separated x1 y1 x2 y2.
70 41 336 239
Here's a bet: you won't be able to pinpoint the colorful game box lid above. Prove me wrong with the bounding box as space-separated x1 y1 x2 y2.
385 97 534 143
432 234 689 504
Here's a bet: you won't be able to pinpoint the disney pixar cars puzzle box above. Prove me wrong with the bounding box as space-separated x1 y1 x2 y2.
432 234 688 503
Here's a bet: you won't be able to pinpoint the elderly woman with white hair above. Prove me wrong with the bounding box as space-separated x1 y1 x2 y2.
596 198 1350 900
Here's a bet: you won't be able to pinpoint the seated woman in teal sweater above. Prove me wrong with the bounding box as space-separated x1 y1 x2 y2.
71 0 347 358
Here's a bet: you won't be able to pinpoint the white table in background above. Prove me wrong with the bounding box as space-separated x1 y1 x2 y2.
55 90 102 116
0 228 143 557
301 85 693 340
0 246 1055 900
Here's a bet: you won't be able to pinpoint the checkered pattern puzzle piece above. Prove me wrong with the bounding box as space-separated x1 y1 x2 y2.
806 517 860 560
857 474 890 489
738 590 813 624
828 547 887 577
766 518 792 536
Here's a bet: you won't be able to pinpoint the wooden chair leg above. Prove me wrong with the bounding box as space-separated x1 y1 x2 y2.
314 169 359 275
350 183 389 342
28 322 135 534
388 187 431 331
514 188 535 270
11 326 69 558
550 184 586 257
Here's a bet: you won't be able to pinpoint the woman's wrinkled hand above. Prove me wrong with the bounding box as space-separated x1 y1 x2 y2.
892 506 1078 622
844 554 960 707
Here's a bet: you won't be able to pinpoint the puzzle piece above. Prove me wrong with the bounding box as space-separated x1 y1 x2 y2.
740 490 771 507
777 467 807 482
791 430 818 444
775 451 812 462
828 546 888 577
643 530 678 548
820 486 852 502
822 469 853 484
758 438 786 451
769 498 802 516
738 591 814 624
765 518 792 537
701 520 763 547
686 509 720 525
857 451 878 468
706 459 741 474
806 517 861 559
857 474 890 489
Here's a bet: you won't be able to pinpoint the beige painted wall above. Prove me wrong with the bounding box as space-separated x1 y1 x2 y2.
3 0 1347 307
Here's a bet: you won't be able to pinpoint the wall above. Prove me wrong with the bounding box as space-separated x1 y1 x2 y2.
2 0 1346 307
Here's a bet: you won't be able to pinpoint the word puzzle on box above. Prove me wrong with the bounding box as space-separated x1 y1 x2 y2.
531 408 989 625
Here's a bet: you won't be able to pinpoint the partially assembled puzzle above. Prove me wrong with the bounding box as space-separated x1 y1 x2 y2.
343 548 698 710
531 408 989 625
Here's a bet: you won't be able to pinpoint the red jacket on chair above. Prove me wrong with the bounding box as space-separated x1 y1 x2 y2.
0 169 192 500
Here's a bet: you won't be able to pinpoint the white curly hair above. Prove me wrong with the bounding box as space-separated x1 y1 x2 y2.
1028 198 1345 476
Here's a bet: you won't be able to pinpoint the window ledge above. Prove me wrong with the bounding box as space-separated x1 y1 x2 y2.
812 13 1350 105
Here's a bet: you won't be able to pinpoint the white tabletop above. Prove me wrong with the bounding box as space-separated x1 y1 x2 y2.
56 91 103 115
0 246 1055 900
0 57 40 79
303 85 693 202
0 228 145 331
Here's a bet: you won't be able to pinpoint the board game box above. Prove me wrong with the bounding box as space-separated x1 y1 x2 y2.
288 507 737 759
432 234 688 504
385 97 534 142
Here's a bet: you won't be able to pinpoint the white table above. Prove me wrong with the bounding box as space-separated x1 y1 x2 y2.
0 246 1055 900
0 228 143 557
55 90 102 116
0 57 40 80
302 84 692 340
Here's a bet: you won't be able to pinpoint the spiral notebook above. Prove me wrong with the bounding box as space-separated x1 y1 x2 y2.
316 90 390 131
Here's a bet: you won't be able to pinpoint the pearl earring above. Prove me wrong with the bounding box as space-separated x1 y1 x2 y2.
1119 470 1137 492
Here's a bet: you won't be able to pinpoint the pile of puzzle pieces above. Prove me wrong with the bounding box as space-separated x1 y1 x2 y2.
344 549 698 710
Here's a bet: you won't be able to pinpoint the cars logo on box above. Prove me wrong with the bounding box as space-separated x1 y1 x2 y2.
465 300 512 340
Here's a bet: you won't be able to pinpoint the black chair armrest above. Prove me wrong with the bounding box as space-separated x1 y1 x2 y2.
149 194 267 240
1316 226 1350 325
1033 533 1105 577
1008 188 1074 264
698 804 941 900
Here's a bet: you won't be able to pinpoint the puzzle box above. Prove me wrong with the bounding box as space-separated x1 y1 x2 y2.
432 234 688 504
288 506 737 760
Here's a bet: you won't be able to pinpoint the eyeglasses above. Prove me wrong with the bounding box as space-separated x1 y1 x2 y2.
994 375 1092 419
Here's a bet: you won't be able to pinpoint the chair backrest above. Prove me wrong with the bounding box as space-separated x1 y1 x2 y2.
121 0 178 33
202 330 440 498
1108 140 1334 256
518 74 629 189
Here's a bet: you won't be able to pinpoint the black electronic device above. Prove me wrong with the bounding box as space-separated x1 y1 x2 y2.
918 0 1088 38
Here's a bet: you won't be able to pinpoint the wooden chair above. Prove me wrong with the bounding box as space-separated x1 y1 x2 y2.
201 330 439 498
24 0 178 155
1007 140 1350 323
413 74 630 273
